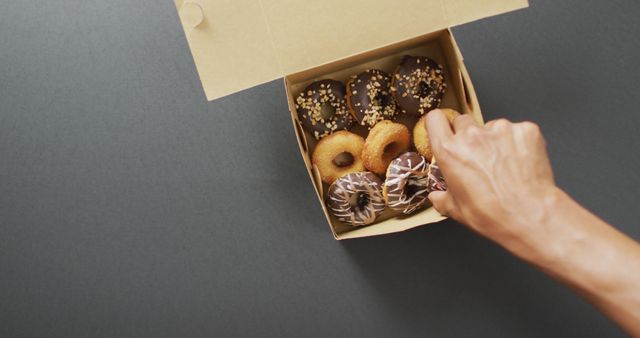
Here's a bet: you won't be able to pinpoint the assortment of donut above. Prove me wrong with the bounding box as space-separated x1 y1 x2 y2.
295 55 456 228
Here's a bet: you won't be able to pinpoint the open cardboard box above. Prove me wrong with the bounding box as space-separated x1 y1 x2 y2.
174 0 529 239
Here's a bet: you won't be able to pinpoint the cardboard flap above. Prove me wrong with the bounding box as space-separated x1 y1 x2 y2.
444 0 529 28
175 0 527 101
175 0 282 100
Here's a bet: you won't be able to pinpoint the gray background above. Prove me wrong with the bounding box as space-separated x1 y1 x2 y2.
1 0 638 337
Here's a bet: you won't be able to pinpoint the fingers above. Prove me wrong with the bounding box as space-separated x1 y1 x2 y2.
428 190 456 217
485 118 510 130
425 109 453 146
452 114 478 132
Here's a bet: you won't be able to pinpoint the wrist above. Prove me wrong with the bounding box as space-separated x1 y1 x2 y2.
493 186 570 264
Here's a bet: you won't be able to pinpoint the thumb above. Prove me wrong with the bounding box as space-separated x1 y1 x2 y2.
428 190 456 217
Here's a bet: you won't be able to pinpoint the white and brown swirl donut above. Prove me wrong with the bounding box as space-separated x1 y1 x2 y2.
383 152 431 214
326 172 386 226
427 162 447 192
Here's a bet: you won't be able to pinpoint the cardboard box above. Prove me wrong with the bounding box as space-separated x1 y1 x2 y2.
174 0 529 239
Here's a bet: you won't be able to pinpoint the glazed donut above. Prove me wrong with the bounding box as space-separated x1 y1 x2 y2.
327 172 386 226
346 69 398 129
312 131 365 184
383 152 431 214
392 55 447 115
296 79 355 140
413 108 460 159
362 120 410 175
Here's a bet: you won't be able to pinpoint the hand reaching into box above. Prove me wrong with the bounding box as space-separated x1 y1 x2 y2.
425 110 555 252
425 109 640 336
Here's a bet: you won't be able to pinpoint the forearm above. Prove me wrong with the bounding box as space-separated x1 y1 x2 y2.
508 188 640 335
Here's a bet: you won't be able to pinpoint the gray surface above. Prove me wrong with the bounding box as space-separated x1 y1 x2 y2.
1 0 638 337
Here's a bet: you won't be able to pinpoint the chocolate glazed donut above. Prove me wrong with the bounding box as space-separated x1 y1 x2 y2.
346 69 398 129
392 56 447 115
383 152 431 214
296 80 355 140
327 172 386 226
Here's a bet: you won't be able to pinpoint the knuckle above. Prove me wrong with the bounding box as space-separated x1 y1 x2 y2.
489 118 510 129
521 121 540 133
463 125 482 139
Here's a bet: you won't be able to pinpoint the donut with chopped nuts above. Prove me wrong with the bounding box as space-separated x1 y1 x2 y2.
296 80 355 140
413 108 460 160
383 152 431 214
392 56 447 115
312 131 365 184
327 172 386 226
362 121 411 175
346 69 398 129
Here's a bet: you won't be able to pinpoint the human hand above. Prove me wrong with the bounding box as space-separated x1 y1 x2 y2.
426 109 640 335
426 109 560 255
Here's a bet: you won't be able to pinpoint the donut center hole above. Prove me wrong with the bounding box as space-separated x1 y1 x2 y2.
319 102 335 120
383 142 401 161
349 192 370 211
374 92 392 107
418 81 432 97
332 152 354 168
404 178 422 197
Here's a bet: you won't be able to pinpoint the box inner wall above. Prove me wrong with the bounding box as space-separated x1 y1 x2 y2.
285 31 474 238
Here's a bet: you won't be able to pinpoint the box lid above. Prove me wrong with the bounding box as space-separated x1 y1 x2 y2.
175 0 528 100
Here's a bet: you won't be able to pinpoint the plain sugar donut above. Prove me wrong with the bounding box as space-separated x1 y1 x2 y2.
413 108 460 160
362 121 410 175
312 131 365 184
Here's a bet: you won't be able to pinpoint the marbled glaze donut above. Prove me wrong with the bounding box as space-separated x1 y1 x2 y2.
383 152 431 214
296 79 355 140
427 161 447 193
312 131 365 184
346 69 398 129
413 108 460 160
327 172 386 226
392 56 446 115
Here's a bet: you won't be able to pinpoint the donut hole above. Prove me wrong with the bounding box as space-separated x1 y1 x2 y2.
418 81 432 97
374 92 392 107
382 142 402 162
319 102 335 120
404 178 422 197
348 192 370 211
332 152 354 168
